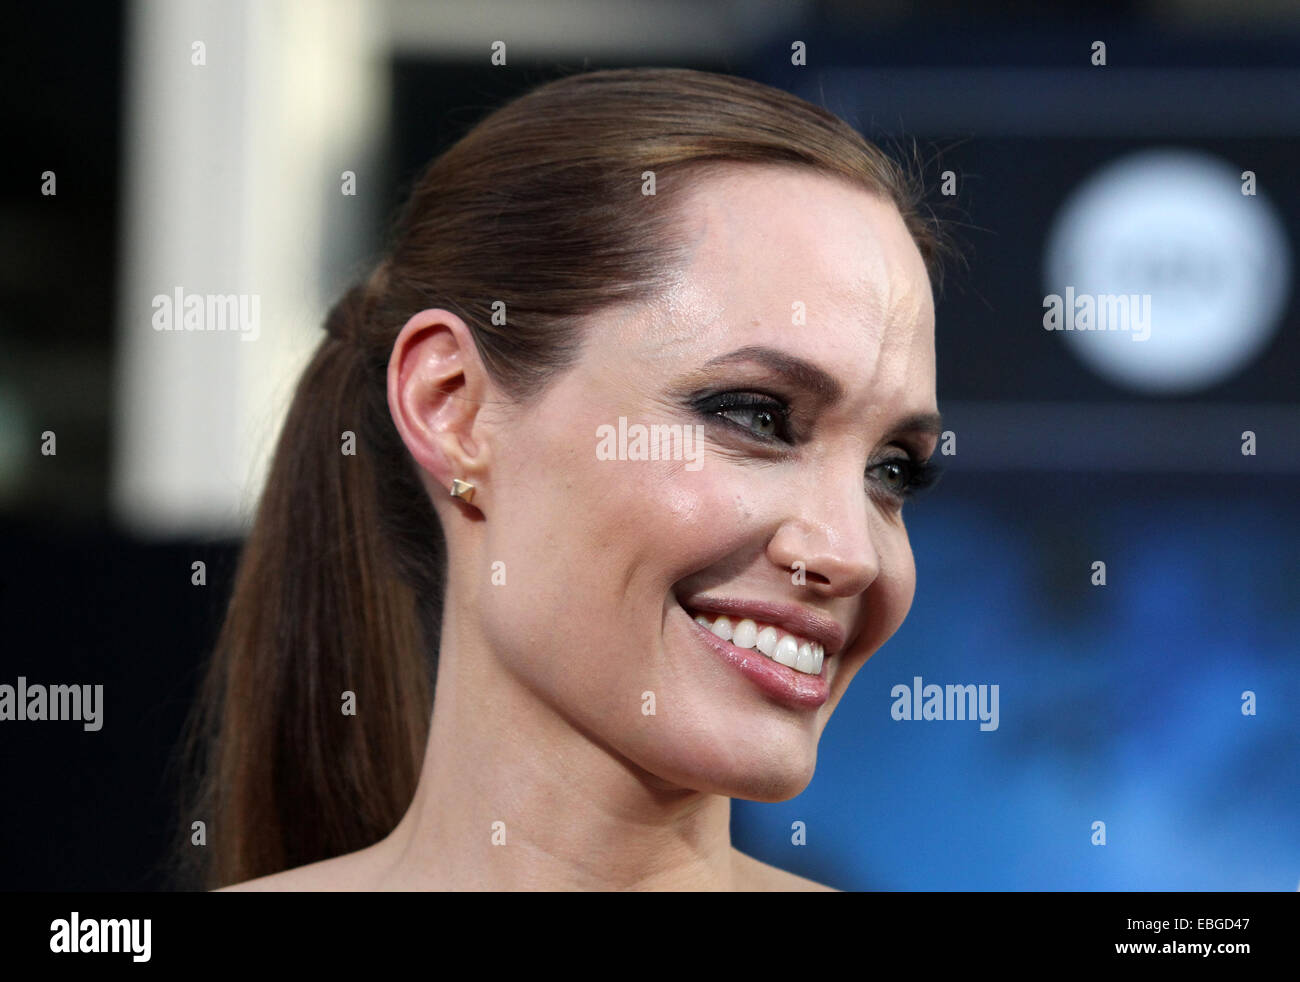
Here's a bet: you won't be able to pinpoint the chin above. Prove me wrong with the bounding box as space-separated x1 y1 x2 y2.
707 761 818 803
723 767 817 804
638 733 820 803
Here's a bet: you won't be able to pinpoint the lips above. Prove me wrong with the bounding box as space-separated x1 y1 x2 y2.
678 601 832 709
675 594 846 658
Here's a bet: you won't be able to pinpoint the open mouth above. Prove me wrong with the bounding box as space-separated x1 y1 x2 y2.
681 605 825 677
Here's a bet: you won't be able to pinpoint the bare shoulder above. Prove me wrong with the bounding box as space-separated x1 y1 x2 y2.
731 848 839 892
215 866 325 892
218 844 837 891
215 848 380 892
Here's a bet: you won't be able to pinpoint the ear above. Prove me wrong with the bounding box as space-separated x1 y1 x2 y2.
386 308 492 508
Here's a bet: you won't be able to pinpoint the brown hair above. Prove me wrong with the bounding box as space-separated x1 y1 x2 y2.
172 66 952 890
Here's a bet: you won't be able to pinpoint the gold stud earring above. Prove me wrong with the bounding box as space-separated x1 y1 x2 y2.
449 478 476 504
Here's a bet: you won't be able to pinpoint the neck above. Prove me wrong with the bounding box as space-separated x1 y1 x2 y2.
373 604 741 891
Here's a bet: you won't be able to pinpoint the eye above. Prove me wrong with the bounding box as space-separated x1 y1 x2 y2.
876 458 911 494
871 455 941 500
694 391 793 443
689 389 943 498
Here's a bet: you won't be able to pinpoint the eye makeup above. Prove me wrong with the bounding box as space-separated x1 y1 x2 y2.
686 386 942 502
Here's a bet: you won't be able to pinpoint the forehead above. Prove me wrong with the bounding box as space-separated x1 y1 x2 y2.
602 164 935 391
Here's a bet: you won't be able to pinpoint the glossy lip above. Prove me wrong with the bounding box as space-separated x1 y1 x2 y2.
675 602 831 709
675 594 847 658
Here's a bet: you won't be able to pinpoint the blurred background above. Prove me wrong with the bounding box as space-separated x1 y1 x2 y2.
2 0 1296 890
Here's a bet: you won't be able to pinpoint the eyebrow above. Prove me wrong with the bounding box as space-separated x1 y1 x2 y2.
700 345 944 438
702 345 843 401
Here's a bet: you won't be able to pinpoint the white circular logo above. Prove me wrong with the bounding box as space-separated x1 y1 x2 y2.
1043 149 1292 394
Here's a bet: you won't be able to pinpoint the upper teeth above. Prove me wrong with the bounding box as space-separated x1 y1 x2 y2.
691 612 825 676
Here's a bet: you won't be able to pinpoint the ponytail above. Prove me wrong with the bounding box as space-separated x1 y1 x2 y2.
175 283 439 889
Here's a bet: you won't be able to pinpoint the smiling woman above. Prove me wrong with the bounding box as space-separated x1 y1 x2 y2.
176 66 953 892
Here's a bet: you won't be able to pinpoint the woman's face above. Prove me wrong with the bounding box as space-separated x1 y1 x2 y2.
477 165 939 801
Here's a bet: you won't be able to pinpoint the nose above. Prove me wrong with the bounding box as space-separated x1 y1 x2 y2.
766 470 880 598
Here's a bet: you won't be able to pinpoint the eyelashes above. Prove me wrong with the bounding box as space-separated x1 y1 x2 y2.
690 389 942 502
880 455 942 498
693 390 794 441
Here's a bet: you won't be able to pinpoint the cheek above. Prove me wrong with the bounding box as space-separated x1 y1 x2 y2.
859 520 918 657
821 522 916 720
480 419 731 639
626 468 763 581
884 528 917 630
